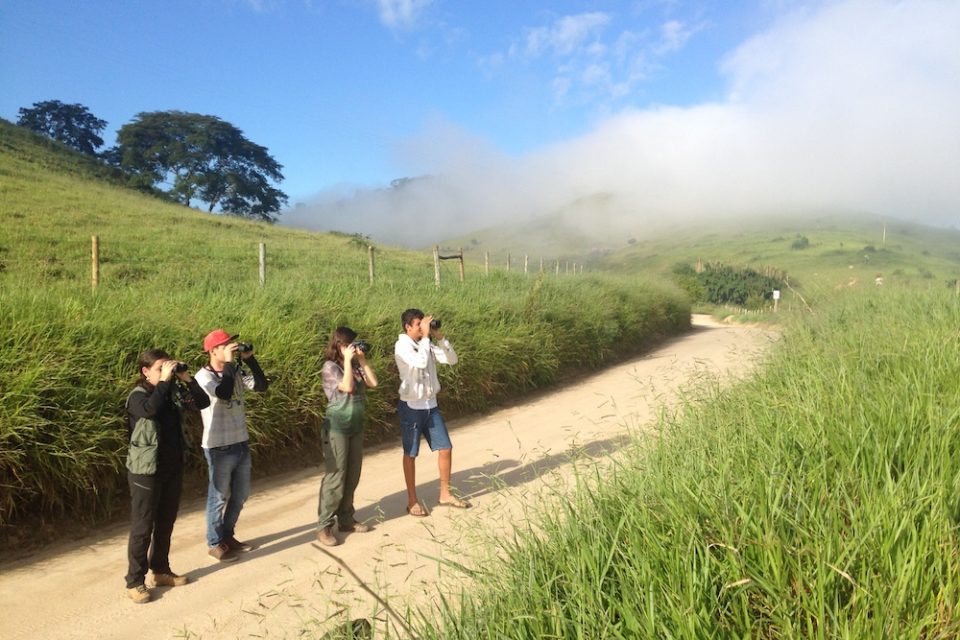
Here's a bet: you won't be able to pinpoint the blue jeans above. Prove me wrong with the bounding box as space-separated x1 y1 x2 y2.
203 441 251 547
397 401 452 457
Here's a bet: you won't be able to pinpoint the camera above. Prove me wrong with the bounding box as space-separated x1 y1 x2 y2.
351 340 371 354
236 342 253 354
174 362 189 373
429 318 442 330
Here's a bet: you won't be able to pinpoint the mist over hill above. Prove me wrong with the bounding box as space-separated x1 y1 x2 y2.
280 0 960 248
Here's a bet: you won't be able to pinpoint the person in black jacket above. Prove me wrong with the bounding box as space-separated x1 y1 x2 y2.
124 348 209 604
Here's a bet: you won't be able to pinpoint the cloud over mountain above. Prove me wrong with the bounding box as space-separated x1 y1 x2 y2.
284 0 960 246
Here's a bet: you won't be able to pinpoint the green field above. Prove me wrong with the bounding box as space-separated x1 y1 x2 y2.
0 120 689 532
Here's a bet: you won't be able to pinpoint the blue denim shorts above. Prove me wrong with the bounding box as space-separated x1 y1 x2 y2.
397 401 452 457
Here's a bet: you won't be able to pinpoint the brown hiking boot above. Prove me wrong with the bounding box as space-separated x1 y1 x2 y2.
316 526 339 546
208 542 238 563
150 571 189 587
127 584 151 604
339 522 372 533
224 535 254 552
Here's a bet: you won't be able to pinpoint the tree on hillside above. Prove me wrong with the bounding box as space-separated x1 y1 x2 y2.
112 111 288 221
17 100 107 156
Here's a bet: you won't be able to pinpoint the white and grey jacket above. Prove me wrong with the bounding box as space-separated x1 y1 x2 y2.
394 333 458 409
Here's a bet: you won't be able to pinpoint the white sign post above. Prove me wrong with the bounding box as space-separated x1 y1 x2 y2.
772 289 780 313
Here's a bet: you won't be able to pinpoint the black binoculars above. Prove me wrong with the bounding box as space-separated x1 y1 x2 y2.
351 340 371 354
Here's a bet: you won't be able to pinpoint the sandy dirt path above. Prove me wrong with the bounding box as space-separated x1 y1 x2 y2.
0 316 775 639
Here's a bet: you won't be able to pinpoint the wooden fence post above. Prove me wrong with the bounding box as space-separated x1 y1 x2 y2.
433 246 441 288
506 253 511 272
484 252 489 276
458 248 465 282
91 235 100 290
524 255 528 275
258 242 266 286
368 245 375 284
555 260 560 275
539 257 544 272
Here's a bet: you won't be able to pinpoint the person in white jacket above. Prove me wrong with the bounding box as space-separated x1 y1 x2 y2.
394 308 470 516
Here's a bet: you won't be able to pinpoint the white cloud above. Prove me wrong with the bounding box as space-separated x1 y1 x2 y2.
286 0 960 245
495 10 698 106
654 19 696 54
236 0 285 12
524 12 611 56
377 0 433 30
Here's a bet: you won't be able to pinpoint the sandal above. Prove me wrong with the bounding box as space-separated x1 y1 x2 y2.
406 503 428 517
437 497 471 509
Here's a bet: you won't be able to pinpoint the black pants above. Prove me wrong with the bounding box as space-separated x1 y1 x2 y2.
125 466 183 588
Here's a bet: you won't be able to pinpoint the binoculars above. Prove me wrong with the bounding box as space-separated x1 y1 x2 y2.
351 340 371 354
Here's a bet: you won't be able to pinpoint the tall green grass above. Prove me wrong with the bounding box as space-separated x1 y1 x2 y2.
0 267 689 529
415 287 960 638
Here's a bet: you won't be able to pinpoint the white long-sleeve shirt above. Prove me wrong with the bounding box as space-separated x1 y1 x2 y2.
394 333 458 409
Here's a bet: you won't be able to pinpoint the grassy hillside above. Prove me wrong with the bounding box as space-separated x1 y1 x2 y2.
0 120 690 531
601 215 960 303
444 204 960 310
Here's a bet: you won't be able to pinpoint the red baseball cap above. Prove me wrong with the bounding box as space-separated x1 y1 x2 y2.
203 329 238 352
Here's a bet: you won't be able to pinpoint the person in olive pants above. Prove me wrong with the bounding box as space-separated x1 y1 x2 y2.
316 326 378 546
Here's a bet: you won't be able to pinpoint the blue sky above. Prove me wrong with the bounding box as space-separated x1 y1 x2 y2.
2 1 959 244
3 1 772 200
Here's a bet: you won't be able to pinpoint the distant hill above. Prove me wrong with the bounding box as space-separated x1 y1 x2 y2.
441 196 960 300
599 214 960 298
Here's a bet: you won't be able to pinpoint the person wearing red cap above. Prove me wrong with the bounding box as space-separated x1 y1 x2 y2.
194 329 269 562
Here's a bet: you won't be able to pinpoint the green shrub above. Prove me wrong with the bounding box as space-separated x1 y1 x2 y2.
698 264 781 307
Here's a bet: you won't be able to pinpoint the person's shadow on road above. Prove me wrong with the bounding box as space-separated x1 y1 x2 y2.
180 432 629 583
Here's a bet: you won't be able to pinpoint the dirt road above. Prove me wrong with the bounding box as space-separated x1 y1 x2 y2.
0 316 775 639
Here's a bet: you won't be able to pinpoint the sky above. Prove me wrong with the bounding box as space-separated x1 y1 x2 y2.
2 0 959 245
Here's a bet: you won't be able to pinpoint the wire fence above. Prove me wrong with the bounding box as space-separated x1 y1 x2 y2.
0 236 588 290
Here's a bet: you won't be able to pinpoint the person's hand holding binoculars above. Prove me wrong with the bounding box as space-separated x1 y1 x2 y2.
158 359 187 382
421 315 434 339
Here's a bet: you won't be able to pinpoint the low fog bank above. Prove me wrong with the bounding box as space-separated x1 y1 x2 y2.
281 0 960 248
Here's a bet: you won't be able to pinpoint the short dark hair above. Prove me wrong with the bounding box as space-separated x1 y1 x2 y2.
401 308 423 329
323 326 357 365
